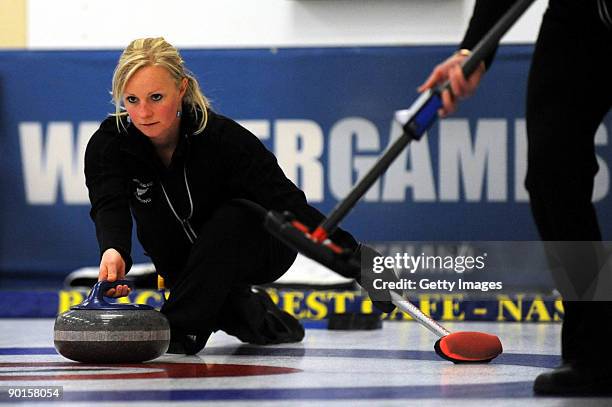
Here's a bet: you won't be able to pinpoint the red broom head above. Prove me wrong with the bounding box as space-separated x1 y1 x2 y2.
434 331 503 363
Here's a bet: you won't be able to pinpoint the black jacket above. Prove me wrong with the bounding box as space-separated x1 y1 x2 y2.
460 0 611 69
85 109 358 276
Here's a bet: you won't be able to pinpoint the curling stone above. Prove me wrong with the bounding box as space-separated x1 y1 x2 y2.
54 280 170 363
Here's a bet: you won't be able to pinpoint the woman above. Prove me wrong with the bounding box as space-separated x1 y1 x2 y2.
85 37 391 354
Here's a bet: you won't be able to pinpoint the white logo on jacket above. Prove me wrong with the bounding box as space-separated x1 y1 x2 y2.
132 178 154 204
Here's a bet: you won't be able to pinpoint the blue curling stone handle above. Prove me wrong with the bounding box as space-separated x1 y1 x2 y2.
71 280 154 311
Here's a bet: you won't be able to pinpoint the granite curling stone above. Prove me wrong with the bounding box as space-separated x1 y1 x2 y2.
54 280 170 363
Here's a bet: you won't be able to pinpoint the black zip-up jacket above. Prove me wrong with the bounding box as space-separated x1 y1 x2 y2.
85 109 358 276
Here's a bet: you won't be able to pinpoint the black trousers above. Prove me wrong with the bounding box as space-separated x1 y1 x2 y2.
525 5 612 364
160 200 297 341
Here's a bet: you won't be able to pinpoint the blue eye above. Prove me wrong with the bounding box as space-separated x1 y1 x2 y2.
151 94 163 101
126 96 138 104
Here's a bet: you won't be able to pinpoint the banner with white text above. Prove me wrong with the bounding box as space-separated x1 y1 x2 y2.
0 46 610 277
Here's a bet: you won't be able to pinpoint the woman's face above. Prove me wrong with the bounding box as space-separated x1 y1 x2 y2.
123 65 186 144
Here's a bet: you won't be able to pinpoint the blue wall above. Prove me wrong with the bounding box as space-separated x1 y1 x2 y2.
1 46 610 277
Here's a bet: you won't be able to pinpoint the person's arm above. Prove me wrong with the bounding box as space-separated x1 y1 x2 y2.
460 0 517 68
220 118 397 312
216 115 399 311
84 119 133 297
215 116 359 252
419 0 516 116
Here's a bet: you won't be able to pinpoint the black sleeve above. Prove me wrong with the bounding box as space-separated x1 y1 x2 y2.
459 0 517 69
216 117 359 252
84 119 133 271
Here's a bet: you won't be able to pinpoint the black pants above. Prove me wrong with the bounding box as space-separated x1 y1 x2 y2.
525 4 612 364
160 200 297 341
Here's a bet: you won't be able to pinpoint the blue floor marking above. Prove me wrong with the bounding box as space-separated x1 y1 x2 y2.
201 345 560 368
1 346 560 368
0 347 57 355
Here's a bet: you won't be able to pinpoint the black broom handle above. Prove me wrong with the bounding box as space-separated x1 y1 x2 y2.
318 0 536 235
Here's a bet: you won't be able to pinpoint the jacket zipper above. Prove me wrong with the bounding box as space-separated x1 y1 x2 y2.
160 165 198 244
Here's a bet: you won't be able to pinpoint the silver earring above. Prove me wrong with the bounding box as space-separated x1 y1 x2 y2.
177 110 182 118
127 115 131 123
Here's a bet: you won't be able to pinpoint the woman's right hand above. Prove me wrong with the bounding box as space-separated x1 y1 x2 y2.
417 50 485 117
98 248 131 297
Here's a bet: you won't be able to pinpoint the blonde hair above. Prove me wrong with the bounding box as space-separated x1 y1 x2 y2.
111 37 209 134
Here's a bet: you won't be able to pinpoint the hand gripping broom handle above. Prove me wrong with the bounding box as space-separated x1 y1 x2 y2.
311 0 536 241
